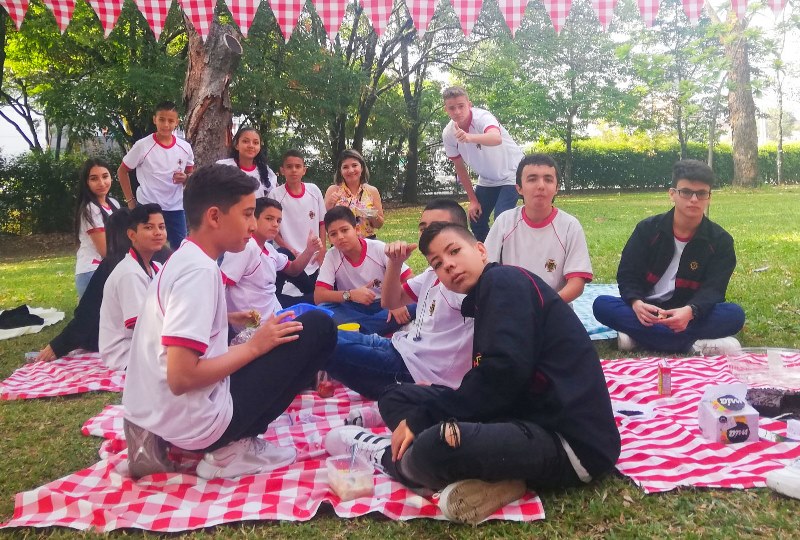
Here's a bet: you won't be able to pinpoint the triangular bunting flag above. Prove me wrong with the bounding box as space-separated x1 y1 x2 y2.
542 0 572 33
404 0 437 35
731 0 747 19
311 0 348 40
450 0 483 36
179 0 216 40
0 0 29 29
680 0 702 24
498 0 527 36
41 0 76 33
768 0 787 15
591 0 618 31
87 0 124 37
224 0 261 37
360 0 394 36
266 0 303 41
134 0 172 40
637 0 658 27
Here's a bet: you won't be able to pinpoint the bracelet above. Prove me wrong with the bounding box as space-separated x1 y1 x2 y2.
124 196 136 204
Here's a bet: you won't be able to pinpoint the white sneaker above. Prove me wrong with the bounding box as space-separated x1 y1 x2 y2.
692 336 742 356
437 479 527 525
195 437 296 479
765 461 800 500
345 404 385 428
324 426 390 469
617 332 637 352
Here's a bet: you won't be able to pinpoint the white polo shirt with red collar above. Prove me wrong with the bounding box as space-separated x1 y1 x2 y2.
122 239 232 451
121 134 195 211
75 198 119 274
316 238 410 298
215 158 276 198
271 182 326 274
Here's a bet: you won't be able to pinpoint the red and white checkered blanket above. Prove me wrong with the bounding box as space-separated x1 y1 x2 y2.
1 386 545 532
606 354 800 493
0 352 124 400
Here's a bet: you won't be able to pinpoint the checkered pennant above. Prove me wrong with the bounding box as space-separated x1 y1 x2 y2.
0 0 29 29
266 0 304 41
86 0 123 37
542 0 572 33
179 0 216 40
224 0 261 37
359 0 394 36
731 0 747 19
680 0 702 24
591 0 618 31
450 0 483 36
768 0 787 14
403 0 437 35
636 0 659 27
310 0 349 40
41 0 76 33
134 0 171 40
498 0 528 36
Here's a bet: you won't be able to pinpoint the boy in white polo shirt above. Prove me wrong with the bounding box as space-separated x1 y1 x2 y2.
485 154 593 304
221 197 323 331
442 86 524 242
118 101 195 249
271 149 326 296
314 206 414 336
99 204 167 371
122 164 336 480
325 199 474 400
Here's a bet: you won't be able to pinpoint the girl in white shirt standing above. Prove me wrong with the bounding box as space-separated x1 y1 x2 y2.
216 126 277 198
74 158 120 299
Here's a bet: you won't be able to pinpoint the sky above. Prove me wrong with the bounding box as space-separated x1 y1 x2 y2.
1 1 798 156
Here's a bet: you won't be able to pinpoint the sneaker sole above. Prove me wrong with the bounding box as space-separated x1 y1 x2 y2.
195 447 297 480
766 469 800 500
439 479 526 525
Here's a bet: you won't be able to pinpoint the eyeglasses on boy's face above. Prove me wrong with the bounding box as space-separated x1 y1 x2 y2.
672 188 712 200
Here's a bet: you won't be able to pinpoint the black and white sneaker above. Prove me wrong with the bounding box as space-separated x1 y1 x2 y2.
324 426 390 470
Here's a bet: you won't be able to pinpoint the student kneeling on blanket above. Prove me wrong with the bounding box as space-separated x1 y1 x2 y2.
122 165 336 480
324 222 620 524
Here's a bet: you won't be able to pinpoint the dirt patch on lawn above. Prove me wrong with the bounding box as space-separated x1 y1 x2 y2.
0 233 75 262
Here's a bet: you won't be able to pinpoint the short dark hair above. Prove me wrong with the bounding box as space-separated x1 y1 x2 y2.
183 165 258 230
442 86 468 101
423 198 468 228
516 154 560 186
334 149 370 185
154 101 178 114
324 205 357 229
128 203 163 230
255 197 282 217
281 149 305 165
672 159 714 188
419 222 477 256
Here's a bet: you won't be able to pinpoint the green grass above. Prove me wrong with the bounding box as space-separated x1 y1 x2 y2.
2 187 800 537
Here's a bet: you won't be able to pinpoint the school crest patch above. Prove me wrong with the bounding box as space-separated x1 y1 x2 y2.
545 258 557 273
472 353 482 368
309 210 315 220
690 261 699 271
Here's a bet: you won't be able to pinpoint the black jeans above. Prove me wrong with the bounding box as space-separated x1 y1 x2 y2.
275 247 318 297
378 384 582 491
205 310 336 451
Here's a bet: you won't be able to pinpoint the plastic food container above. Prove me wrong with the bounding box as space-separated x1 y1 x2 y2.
275 303 334 320
728 348 800 388
326 454 374 501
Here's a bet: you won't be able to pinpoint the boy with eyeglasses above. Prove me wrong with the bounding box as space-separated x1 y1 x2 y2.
593 159 745 355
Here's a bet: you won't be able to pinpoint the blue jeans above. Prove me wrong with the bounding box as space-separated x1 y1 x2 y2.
321 300 417 336
163 210 187 250
592 295 746 354
75 271 94 300
471 184 520 242
326 331 413 399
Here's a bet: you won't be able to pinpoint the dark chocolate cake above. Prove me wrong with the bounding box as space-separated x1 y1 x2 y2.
746 388 800 418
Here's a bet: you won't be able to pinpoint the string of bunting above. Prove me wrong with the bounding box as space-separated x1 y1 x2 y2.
0 0 790 41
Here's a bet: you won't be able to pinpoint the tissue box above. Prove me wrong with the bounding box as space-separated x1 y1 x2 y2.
698 383 759 444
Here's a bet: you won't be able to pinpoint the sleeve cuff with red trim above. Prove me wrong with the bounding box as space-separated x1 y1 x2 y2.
400 268 412 282
316 281 334 290
87 227 105 234
124 317 137 329
162 336 208 355
565 272 594 282
402 282 418 302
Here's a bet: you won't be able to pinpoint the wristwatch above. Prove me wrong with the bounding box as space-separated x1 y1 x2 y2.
342 290 351 302
689 304 699 320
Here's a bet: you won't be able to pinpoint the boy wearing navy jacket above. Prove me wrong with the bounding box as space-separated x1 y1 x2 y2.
325 222 620 524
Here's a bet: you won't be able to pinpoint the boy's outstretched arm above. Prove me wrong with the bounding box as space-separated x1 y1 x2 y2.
381 241 416 309
452 158 481 222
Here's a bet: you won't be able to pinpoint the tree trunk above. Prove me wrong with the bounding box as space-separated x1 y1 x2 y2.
183 17 242 168
676 102 687 159
725 14 758 187
0 9 7 91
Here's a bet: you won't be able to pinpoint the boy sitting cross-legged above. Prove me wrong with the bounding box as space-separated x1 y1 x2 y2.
122 164 336 480
221 196 323 331
314 206 415 336
325 222 620 525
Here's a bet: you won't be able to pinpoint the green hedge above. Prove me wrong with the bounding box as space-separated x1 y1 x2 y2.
531 140 800 190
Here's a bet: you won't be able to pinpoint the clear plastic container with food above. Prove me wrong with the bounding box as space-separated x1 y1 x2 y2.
326 453 374 501
727 348 800 388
